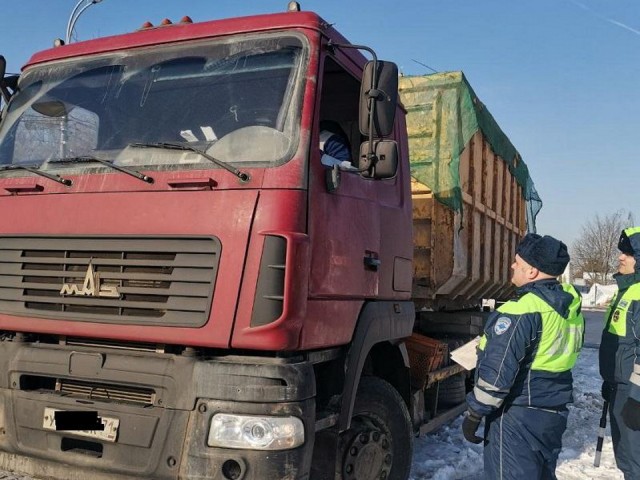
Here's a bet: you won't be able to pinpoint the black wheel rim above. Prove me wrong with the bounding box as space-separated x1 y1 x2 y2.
340 416 393 480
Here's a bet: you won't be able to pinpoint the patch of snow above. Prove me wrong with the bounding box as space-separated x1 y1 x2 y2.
410 348 623 479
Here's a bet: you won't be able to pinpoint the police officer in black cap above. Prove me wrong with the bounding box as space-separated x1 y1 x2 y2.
463 233 585 480
600 227 640 479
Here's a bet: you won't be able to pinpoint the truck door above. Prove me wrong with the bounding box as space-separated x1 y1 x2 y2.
308 55 380 299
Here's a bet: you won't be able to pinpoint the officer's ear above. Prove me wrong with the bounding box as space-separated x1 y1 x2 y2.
527 266 540 280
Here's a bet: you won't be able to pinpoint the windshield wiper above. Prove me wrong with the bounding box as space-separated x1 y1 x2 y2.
49 156 154 184
0 164 72 186
129 142 250 182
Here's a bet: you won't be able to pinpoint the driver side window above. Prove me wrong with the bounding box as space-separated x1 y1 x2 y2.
318 57 361 168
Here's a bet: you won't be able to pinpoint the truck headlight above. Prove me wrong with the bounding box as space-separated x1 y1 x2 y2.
207 413 304 450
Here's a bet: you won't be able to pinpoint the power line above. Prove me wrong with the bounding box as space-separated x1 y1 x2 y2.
411 59 438 74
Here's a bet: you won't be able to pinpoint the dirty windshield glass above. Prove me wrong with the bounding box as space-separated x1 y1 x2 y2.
0 34 306 173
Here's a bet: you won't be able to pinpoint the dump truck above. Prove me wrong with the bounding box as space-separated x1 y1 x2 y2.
0 5 540 480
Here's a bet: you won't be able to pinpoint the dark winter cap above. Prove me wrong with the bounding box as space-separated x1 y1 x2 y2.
515 233 570 276
618 227 640 254
618 227 640 267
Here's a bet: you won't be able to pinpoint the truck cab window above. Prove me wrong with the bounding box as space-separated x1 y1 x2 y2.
318 57 361 167
0 34 307 173
13 100 99 164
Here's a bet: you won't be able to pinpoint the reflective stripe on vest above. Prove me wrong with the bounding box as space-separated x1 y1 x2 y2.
606 283 640 337
485 286 584 372
631 364 640 388
478 334 487 351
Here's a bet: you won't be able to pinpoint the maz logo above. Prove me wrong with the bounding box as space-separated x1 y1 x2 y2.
60 261 120 298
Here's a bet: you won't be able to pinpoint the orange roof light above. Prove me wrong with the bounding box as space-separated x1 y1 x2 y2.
138 16 192 31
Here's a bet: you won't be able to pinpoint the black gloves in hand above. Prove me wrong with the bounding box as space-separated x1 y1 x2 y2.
601 381 615 402
622 398 640 431
462 410 483 444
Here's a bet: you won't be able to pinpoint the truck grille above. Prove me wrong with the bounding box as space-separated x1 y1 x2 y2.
0 236 220 326
57 379 155 406
20 375 155 406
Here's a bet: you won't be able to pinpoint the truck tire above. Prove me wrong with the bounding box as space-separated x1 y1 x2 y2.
437 372 467 406
337 376 413 480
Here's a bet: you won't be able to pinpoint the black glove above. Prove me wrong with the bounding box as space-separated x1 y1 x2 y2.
622 398 640 431
601 381 615 402
462 410 483 444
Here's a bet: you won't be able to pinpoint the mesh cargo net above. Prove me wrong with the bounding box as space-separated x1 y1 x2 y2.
398 72 542 232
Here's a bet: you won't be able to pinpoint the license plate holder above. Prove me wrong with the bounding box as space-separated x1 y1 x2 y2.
42 407 119 443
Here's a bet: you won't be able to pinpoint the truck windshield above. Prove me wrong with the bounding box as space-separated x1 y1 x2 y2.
0 33 306 173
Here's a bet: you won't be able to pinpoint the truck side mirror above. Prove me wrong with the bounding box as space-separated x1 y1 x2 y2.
0 55 18 107
359 60 398 138
359 140 398 179
32 100 70 117
0 55 7 106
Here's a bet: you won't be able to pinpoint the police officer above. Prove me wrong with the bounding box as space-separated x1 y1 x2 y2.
600 226 640 479
462 233 584 480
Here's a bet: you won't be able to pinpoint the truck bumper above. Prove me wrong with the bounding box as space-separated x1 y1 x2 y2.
0 340 316 479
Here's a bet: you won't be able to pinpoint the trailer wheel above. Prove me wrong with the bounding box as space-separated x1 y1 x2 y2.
437 372 467 406
338 377 413 480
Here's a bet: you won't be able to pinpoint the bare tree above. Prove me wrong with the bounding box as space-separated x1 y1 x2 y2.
572 210 635 284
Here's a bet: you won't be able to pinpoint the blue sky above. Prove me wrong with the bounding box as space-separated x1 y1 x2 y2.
2 0 638 246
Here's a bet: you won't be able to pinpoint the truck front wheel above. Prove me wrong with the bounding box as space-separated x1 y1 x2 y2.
338 377 413 480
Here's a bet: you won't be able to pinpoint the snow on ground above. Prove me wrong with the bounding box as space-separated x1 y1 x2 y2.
410 347 623 479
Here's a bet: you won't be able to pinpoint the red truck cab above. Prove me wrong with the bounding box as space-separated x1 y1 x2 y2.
0 8 416 480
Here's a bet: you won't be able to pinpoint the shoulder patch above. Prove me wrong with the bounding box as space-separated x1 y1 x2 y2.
494 317 512 335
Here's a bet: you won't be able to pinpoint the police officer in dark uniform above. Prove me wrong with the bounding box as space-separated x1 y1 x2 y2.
462 233 584 480
600 226 640 479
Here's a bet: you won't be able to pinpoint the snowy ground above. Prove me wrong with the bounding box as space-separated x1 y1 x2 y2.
410 347 623 479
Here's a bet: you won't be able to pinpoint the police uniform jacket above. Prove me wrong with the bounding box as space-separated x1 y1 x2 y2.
600 227 640 402
600 273 640 393
467 279 584 417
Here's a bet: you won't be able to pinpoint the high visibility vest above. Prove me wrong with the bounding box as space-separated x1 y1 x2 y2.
605 283 640 337
479 285 584 373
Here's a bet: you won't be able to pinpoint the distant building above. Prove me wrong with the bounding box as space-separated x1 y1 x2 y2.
560 262 572 284
563 261 615 285
582 271 615 285
573 278 587 287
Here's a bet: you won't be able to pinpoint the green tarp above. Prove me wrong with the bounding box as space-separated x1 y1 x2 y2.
398 71 541 232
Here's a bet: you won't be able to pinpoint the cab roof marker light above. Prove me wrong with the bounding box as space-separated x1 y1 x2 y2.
138 15 190 30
